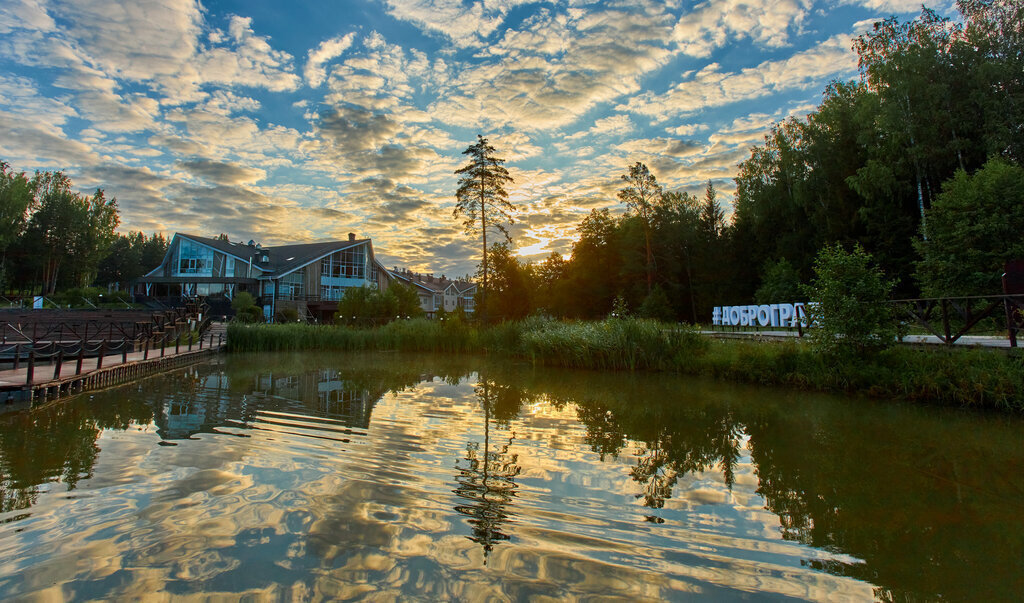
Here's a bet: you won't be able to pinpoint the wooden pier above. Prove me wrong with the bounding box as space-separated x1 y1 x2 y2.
0 322 227 403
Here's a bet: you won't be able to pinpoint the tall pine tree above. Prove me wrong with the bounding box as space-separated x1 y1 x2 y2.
454 135 515 322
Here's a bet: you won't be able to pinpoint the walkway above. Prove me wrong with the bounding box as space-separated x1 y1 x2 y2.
700 329 1016 348
0 321 228 403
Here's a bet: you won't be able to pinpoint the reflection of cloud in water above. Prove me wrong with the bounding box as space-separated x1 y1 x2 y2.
10 353 989 600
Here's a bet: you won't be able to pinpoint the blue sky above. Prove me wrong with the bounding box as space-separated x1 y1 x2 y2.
0 0 934 276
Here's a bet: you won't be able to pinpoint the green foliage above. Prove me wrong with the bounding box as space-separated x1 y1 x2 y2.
618 162 663 291
231 291 256 313
276 307 300 323
0 162 32 255
638 285 675 322
803 243 897 357
388 281 425 319
95 231 168 288
51 287 104 307
335 284 424 325
230 292 262 322
454 135 515 322
226 318 1024 411
476 242 531 322
915 158 1024 296
755 258 804 304
609 294 629 318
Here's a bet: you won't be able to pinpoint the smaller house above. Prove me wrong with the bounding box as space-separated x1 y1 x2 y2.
388 268 476 317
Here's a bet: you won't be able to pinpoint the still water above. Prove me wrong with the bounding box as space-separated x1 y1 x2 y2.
0 352 1021 601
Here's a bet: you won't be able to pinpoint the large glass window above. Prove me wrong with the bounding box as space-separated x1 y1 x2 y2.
321 246 366 280
281 273 304 300
323 285 346 300
177 239 213 275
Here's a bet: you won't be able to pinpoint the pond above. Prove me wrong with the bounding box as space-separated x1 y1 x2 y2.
0 352 1021 600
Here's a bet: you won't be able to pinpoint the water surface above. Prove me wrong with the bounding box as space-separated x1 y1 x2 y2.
0 352 1021 600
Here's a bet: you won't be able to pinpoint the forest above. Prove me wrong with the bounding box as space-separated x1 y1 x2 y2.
0 162 167 297
477 1 1024 323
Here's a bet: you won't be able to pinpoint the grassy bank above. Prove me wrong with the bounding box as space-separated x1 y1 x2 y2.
227 318 1024 412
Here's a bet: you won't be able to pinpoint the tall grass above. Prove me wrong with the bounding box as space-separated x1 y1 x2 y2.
227 318 1024 412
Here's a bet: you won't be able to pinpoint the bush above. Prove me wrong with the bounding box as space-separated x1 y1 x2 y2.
638 285 675 322
276 307 299 323
231 292 257 313
803 243 896 357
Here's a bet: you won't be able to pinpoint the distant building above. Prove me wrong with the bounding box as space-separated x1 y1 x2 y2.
136 232 390 321
388 268 476 316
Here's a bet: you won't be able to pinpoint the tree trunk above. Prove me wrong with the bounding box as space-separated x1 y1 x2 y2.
480 173 488 323
644 226 653 294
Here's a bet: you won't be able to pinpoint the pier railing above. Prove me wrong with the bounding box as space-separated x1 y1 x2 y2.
1 324 222 387
1 301 209 345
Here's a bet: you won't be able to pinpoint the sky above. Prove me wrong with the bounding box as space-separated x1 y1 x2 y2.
0 0 937 277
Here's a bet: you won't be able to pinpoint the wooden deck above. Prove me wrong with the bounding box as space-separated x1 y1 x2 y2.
0 322 228 403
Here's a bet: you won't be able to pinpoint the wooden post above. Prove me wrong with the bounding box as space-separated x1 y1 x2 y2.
76 340 85 374
1005 297 1019 348
941 298 951 345
13 344 20 371
26 350 34 384
97 341 106 370
175 333 180 354
53 348 63 379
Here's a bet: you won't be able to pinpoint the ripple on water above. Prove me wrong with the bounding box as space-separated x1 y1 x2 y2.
0 352 1017 601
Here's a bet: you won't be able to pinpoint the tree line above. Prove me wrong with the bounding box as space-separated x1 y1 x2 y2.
0 162 167 296
471 1 1024 323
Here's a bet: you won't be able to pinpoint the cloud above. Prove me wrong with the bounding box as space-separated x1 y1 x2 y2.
620 33 859 121
381 0 509 45
0 0 56 34
428 5 676 131
305 33 356 87
672 0 814 57
317 107 401 153
565 114 634 141
177 158 267 185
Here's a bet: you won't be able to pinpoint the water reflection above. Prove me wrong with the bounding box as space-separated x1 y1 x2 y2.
0 352 1020 600
453 376 522 560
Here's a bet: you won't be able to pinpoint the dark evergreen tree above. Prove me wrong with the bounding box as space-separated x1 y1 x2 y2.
454 135 515 322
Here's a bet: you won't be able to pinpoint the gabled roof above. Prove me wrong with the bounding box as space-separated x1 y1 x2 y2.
264 239 368 277
388 269 475 295
147 233 379 280
179 233 262 263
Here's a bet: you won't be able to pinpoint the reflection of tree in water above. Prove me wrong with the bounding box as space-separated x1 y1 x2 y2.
0 392 153 514
453 377 522 562
621 407 744 510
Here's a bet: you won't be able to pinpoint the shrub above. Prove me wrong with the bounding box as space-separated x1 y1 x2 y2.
803 243 896 357
638 285 675 322
276 307 300 323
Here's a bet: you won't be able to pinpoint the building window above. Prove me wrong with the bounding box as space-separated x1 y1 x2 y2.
323 285 346 300
177 239 213 275
281 273 304 300
321 246 366 280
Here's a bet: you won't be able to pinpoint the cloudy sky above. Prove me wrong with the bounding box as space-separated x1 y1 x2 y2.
0 0 934 276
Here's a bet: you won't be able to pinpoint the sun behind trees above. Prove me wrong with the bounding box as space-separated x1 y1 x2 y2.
454 135 515 322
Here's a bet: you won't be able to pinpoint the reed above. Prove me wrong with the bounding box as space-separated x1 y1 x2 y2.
226 319 1024 411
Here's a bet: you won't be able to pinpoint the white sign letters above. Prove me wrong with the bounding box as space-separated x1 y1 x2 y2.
711 302 811 327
